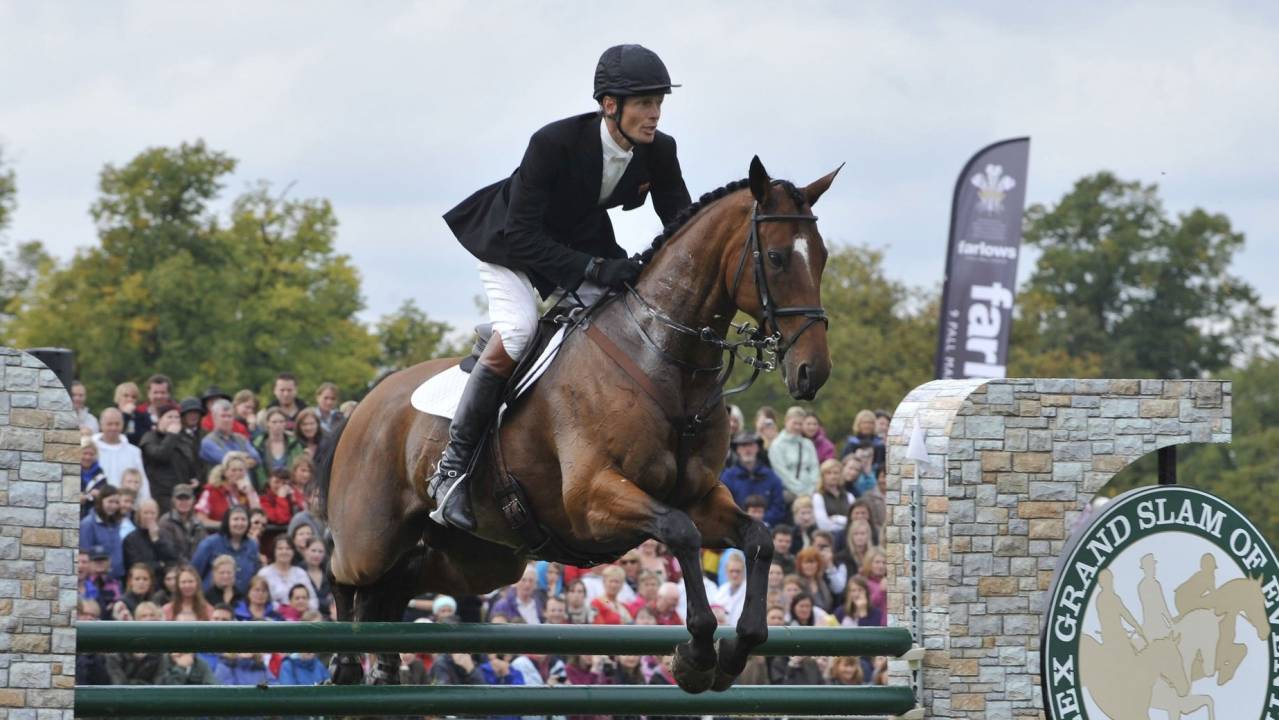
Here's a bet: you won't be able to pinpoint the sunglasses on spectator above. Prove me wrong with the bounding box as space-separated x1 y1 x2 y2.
620 559 639 565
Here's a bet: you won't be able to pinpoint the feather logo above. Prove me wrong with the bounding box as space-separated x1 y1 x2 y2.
971 164 1016 214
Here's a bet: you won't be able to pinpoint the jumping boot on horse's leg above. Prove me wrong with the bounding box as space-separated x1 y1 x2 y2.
428 331 516 531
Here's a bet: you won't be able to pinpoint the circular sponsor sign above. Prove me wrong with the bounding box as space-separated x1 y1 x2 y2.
1041 485 1278 719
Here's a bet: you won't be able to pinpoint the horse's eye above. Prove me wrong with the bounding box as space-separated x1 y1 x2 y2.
767 251 784 268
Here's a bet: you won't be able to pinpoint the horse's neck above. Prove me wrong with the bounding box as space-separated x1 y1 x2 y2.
629 203 744 369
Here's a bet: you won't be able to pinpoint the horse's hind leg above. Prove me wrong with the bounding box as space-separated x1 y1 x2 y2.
685 484 773 691
328 579 363 684
355 545 434 685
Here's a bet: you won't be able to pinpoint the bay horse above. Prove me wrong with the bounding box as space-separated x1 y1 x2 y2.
317 156 838 692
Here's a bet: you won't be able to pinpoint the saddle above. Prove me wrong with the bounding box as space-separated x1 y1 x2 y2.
459 296 624 567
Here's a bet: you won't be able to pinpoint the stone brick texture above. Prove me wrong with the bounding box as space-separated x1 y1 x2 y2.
885 378 1230 719
0 348 78 718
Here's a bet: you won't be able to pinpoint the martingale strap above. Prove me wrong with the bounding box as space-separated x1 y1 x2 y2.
584 324 683 422
583 322 704 496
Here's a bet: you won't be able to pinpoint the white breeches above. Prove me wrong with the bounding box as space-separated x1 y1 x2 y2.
478 261 606 361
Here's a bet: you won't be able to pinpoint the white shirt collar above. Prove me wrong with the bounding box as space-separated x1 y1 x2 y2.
600 119 633 162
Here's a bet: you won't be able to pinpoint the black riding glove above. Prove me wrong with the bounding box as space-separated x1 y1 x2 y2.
585 257 642 289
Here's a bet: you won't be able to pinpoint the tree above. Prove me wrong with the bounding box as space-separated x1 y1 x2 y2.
724 245 935 440
375 299 463 371
0 148 54 335
6 141 379 408
1015 172 1274 378
0 146 14 234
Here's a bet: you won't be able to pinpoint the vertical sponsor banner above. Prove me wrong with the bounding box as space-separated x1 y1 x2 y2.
934 137 1031 379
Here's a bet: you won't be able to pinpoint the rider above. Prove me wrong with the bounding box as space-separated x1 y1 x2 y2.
432 44 693 531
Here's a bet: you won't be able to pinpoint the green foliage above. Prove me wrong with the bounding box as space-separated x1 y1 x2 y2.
376 299 464 371
0 240 53 328
6 141 380 408
0 146 14 234
1016 172 1274 378
725 245 935 439
0 148 49 327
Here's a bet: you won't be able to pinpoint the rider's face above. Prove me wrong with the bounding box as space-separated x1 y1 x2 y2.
607 94 663 145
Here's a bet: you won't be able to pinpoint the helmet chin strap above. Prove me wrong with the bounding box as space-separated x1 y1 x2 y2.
610 97 639 149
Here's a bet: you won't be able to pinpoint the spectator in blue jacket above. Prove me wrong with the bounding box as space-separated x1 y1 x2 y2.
480 653 526 686
479 653 527 720
200 400 263 468
213 653 270 686
274 652 330 685
191 506 260 594
79 486 126 581
719 433 787 527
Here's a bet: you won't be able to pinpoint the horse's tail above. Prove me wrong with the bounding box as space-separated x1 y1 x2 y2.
311 416 348 523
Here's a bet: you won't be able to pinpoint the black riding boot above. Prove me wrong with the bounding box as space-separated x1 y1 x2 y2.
428 353 512 531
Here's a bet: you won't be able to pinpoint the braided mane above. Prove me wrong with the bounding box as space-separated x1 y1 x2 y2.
638 178 808 264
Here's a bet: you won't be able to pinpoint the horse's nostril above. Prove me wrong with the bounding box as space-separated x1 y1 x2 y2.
798 363 810 385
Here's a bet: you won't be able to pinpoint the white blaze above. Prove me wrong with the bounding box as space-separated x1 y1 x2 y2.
793 235 815 280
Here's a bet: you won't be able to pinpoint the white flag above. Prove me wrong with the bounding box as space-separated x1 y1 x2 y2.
906 417 929 465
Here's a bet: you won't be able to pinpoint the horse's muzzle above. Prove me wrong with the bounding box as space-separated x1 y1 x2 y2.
789 361 825 400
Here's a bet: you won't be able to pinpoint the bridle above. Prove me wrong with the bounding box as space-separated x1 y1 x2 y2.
729 199 829 357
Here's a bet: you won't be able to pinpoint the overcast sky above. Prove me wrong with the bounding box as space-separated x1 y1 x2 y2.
2 1 1276 335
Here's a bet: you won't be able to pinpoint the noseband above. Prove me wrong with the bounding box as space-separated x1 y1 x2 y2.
729 201 829 358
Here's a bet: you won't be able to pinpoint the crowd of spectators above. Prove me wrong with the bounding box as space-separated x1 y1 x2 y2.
75 371 896 693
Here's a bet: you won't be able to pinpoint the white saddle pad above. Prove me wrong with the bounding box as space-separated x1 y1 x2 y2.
410 326 567 419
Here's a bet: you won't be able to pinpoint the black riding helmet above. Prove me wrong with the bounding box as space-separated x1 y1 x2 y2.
594 44 679 146
593 44 679 100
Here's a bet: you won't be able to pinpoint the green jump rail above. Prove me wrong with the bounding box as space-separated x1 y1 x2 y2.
75 684 918 717
77 621 914 657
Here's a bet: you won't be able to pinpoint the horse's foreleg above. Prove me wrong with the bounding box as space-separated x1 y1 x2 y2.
686 485 773 691
655 506 720 694
567 469 717 694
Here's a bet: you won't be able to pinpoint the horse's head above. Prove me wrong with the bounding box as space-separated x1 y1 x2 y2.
1149 634 1191 695
729 156 840 400
1232 576 1272 641
1215 641 1247 685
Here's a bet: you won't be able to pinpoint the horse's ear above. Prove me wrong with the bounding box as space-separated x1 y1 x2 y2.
749 156 771 206
803 162 844 207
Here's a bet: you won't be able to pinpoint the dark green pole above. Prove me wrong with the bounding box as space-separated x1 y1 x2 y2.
77 621 914 657
76 685 918 717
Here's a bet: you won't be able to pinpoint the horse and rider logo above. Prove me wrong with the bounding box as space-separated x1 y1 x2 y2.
1042 485 1278 720
971 163 1017 214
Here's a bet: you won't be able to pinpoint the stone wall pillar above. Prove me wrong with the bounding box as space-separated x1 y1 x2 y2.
0 348 81 719
884 378 1231 719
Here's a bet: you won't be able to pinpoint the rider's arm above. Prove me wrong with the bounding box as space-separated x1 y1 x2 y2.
504 131 596 289
648 133 692 225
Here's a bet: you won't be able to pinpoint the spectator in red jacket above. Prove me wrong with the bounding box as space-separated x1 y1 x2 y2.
260 469 302 526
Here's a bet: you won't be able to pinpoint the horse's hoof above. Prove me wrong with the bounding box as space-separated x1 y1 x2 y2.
329 655 364 686
711 668 738 692
673 642 716 694
365 663 400 686
711 638 745 692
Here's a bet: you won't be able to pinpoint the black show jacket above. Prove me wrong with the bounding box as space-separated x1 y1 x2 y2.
443 112 692 297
